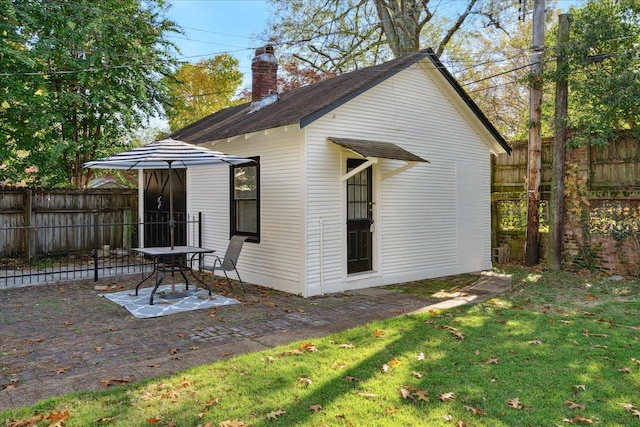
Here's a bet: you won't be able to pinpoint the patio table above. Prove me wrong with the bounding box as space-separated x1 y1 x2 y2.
132 246 215 305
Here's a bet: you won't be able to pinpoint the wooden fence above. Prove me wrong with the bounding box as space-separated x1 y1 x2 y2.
492 130 640 275
0 188 138 259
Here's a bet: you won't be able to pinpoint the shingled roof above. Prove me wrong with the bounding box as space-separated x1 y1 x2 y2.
170 48 511 154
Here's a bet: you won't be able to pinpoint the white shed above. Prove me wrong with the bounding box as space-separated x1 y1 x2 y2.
165 47 511 297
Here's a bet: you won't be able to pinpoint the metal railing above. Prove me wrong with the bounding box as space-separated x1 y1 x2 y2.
0 212 202 289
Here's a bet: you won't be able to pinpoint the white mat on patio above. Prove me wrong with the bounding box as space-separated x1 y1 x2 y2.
100 284 239 319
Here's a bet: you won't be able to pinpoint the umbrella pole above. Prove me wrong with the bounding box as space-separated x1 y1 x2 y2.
168 160 175 250
168 161 176 294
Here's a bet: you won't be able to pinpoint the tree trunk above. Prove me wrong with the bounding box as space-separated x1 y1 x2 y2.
548 13 570 270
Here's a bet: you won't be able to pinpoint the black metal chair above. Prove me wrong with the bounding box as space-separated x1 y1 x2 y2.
201 235 248 292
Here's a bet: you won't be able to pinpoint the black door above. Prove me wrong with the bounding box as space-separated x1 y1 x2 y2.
347 159 373 274
143 169 187 247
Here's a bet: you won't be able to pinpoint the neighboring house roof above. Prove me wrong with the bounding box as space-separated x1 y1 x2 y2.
170 48 511 154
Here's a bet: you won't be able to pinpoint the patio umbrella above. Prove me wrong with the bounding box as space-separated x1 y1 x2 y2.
84 138 251 249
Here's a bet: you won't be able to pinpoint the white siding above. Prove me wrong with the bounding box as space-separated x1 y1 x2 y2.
304 61 494 295
185 59 498 297
187 127 306 294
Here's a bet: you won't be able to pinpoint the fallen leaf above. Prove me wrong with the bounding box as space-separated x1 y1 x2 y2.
148 363 160 368
568 414 594 424
632 410 640 418
416 352 426 361
218 419 245 426
590 344 609 349
618 367 631 373
146 416 162 423
464 405 484 415
438 392 455 402
582 330 609 338
46 410 70 422
299 342 317 352
309 404 322 412
413 389 429 402
345 376 360 383
623 403 635 411
101 377 134 388
399 387 416 402
357 392 378 399
282 349 303 355
266 409 286 420
411 371 423 378
389 357 401 365
6 414 44 426
572 384 586 394
564 401 587 411
62 321 73 326
24 337 44 344
205 397 219 407
528 339 543 345
338 343 354 348
298 377 313 385
169 348 180 355
55 367 69 376
485 357 499 364
384 407 397 414
456 421 467 427
96 417 115 422
507 397 524 409
374 330 385 338
381 364 389 373
442 325 465 340
474 349 480 356
95 347 103 353
190 346 200 351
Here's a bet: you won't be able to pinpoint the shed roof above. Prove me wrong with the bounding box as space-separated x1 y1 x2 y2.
170 48 511 154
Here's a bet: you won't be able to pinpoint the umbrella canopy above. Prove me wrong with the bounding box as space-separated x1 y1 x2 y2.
83 138 250 170
84 138 251 249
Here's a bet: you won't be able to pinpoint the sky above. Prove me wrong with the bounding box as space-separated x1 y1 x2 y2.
165 0 271 91
164 0 585 91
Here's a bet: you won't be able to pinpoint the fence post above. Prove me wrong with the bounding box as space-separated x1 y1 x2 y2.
198 212 202 247
93 211 99 281
24 188 34 261
123 209 132 250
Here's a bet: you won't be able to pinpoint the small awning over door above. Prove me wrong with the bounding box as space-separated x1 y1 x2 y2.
328 137 429 181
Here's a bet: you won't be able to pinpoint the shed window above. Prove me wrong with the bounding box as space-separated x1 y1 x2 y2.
230 158 259 242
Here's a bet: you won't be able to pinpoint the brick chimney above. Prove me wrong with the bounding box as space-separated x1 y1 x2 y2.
251 45 278 102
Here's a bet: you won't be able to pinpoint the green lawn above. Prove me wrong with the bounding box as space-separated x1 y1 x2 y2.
2 266 639 426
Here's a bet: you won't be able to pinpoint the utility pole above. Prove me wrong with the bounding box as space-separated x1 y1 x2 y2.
548 13 570 270
525 0 545 266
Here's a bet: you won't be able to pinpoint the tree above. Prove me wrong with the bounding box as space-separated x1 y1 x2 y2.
165 54 244 132
264 0 515 73
452 18 533 139
0 0 179 188
564 0 640 146
277 61 337 92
